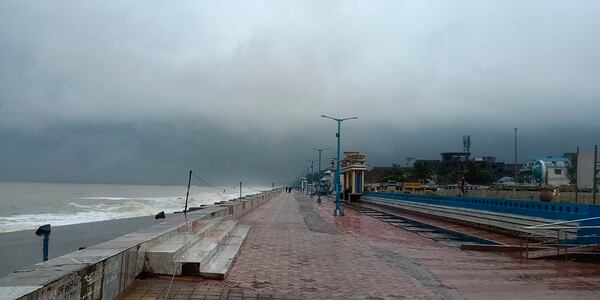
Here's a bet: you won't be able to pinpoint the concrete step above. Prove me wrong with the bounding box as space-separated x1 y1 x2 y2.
174 220 239 276
205 220 239 243
144 218 222 275
177 240 219 276
527 244 600 259
199 224 250 279
365 197 577 239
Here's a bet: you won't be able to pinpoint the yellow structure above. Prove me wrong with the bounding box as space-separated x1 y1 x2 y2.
403 182 422 190
341 151 367 202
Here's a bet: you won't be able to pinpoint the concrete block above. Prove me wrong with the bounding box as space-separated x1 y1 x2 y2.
199 224 250 280
0 195 258 299
0 286 40 300
102 253 122 300
176 241 218 276
80 261 104 300
144 218 221 275
0 264 85 288
35 271 81 300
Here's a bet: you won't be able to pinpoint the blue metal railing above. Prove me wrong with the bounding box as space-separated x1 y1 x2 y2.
364 191 600 244
364 191 600 220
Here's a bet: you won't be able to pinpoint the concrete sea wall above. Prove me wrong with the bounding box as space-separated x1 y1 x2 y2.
0 189 281 300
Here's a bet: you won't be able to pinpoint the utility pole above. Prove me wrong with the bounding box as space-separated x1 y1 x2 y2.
594 145 598 205
321 115 358 217
514 128 518 181
239 181 242 199
576 146 579 203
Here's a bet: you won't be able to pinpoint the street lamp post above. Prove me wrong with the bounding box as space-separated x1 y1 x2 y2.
305 166 310 194
321 115 358 217
306 160 316 197
311 147 330 203
306 160 315 182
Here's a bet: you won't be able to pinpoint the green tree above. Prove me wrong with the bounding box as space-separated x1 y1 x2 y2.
378 164 405 182
411 160 431 182
464 162 494 185
564 152 577 184
435 167 461 185
434 167 450 184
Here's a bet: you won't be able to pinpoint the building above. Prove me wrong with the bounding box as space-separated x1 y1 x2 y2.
440 152 470 172
340 151 367 202
531 156 570 186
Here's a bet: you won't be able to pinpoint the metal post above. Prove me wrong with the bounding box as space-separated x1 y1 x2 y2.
184 170 192 218
306 160 315 184
318 151 322 173
576 146 579 203
317 152 322 203
311 147 330 204
514 127 518 181
42 233 49 262
594 145 598 204
335 120 343 216
35 224 51 262
306 166 310 194
322 115 357 216
240 181 242 199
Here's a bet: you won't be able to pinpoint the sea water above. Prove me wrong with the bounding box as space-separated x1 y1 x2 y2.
0 181 267 233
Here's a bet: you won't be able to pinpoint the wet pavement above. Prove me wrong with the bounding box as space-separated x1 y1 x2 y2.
120 191 600 300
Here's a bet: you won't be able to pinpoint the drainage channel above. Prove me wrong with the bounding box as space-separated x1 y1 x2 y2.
347 204 502 247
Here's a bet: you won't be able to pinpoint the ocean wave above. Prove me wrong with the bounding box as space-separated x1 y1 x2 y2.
0 211 122 233
0 186 270 233
75 196 183 201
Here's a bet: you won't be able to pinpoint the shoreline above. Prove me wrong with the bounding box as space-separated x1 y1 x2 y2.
0 214 162 277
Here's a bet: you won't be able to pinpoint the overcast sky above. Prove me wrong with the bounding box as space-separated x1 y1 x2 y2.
1 1 599 185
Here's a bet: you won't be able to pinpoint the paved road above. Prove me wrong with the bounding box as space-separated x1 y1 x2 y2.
121 191 600 299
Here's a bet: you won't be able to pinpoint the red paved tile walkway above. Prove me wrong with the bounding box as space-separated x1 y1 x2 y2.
121 191 600 300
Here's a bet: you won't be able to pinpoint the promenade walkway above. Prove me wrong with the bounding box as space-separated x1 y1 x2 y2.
120 191 600 300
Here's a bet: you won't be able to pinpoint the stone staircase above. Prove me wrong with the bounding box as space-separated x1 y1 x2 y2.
144 217 250 279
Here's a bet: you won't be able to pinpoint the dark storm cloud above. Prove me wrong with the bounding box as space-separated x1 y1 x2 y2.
1 1 599 184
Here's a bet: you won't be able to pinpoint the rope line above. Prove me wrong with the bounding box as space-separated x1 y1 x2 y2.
190 171 239 193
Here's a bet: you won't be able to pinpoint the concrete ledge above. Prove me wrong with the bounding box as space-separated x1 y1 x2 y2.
363 196 576 239
460 244 552 252
0 189 282 300
215 189 279 219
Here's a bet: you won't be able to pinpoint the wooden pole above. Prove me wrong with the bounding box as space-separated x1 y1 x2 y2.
184 170 192 218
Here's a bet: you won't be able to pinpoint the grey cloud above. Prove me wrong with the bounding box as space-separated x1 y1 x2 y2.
1 1 599 184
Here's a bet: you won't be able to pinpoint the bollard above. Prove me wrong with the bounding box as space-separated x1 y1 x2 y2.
35 224 51 262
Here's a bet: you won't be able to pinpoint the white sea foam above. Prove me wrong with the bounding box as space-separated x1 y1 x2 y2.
0 185 269 233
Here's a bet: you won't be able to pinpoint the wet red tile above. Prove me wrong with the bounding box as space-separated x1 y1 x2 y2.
121 192 600 300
